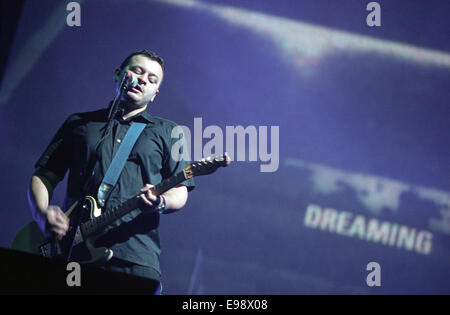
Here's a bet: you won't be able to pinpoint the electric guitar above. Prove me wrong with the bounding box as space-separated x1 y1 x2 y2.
12 154 231 265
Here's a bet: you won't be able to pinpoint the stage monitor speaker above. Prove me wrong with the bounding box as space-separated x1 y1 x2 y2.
0 247 159 294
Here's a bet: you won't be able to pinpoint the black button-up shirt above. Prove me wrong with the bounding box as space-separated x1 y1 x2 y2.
36 108 195 280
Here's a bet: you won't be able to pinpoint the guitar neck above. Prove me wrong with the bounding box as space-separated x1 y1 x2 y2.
81 170 189 237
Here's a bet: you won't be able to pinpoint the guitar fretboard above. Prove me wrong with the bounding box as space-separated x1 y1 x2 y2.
80 170 189 236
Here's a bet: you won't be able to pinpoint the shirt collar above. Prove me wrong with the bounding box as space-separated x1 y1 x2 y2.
114 107 156 125
138 110 157 124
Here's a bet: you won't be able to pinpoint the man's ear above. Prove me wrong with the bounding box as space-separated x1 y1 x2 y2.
150 90 159 102
114 68 121 82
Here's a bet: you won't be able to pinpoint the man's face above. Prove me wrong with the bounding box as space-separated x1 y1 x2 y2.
118 54 164 108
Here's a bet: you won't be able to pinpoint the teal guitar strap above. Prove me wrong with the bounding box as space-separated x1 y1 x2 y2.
97 122 146 207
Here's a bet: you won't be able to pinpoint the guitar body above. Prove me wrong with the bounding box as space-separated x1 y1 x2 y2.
12 196 113 266
11 221 46 255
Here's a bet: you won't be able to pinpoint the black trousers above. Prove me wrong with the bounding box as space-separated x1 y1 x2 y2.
99 257 162 294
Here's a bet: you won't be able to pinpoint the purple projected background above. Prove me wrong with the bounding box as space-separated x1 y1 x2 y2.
0 0 449 294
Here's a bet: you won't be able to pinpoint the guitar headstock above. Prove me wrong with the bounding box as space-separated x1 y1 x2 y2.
185 153 231 178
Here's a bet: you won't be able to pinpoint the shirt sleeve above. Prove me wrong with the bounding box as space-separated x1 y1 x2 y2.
163 123 195 192
34 115 76 183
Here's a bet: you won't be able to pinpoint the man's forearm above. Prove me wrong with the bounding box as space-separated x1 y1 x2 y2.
28 175 52 222
160 186 188 214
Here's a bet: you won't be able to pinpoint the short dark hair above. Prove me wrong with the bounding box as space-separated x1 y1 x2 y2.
118 49 165 72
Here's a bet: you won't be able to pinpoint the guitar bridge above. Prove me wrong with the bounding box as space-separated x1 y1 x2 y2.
38 240 62 258
39 242 51 257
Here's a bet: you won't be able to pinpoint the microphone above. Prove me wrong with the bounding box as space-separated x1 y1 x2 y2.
120 72 138 90
107 71 139 123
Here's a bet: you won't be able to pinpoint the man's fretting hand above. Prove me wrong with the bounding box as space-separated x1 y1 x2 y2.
139 184 162 211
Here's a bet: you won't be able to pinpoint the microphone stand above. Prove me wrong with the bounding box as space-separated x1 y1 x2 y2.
104 73 129 136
